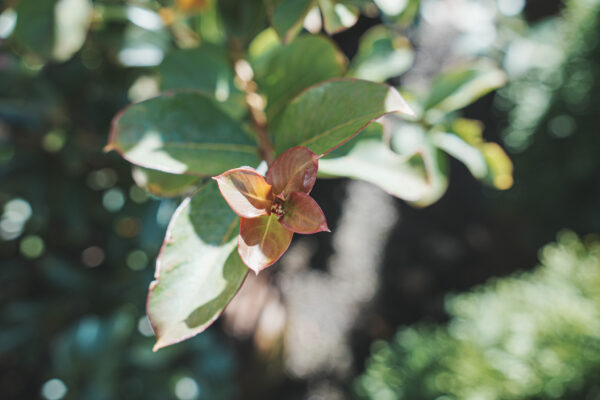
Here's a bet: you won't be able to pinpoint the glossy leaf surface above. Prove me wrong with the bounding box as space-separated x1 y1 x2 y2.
107 91 259 176
238 215 293 274
256 35 346 120
273 78 413 155
147 182 247 351
280 192 329 234
213 168 272 218
158 45 246 119
266 146 319 196
132 167 203 198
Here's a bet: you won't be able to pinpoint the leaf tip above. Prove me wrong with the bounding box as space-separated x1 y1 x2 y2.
152 340 165 352
385 87 416 117
103 142 116 153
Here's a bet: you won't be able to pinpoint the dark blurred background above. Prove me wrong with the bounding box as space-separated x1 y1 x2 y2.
2 0 600 399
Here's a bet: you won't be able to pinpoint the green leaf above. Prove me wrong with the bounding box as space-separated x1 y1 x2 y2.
480 142 513 190
248 28 281 64
13 0 92 62
147 181 247 351
318 0 359 34
132 167 203 198
107 91 260 176
390 121 449 207
158 45 246 119
429 131 488 179
266 0 315 43
349 26 414 82
218 0 268 46
159 44 233 96
423 61 507 115
319 123 431 201
273 78 413 155
375 0 420 27
256 35 346 121
450 118 484 146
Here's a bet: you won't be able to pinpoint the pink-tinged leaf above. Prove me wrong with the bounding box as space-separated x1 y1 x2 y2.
266 146 319 196
279 192 330 234
213 168 273 218
238 215 294 274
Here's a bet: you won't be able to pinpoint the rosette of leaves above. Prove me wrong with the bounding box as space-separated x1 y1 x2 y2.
214 146 330 274
106 32 413 350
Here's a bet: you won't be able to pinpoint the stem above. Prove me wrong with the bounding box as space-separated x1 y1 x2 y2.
229 41 275 165
249 101 274 165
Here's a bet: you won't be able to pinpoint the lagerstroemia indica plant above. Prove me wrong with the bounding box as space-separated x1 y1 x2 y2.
107 72 413 350
103 0 511 351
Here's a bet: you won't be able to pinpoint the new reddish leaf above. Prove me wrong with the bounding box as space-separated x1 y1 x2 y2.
238 215 294 274
213 168 273 218
279 191 330 234
266 146 319 196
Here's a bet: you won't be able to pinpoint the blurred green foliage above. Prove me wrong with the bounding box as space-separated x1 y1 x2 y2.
496 0 600 243
356 231 600 399
356 1 600 398
1 0 240 398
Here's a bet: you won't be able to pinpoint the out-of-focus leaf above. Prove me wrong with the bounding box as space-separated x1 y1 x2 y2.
248 27 281 64
132 167 202 198
147 182 248 351
375 0 420 27
446 119 513 189
349 26 414 82
265 0 315 43
118 23 169 67
256 35 346 120
106 91 259 176
218 0 267 46
13 0 92 62
238 214 293 274
451 118 484 146
389 120 449 206
176 0 212 13
319 123 430 201
158 45 245 118
196 2 226 44
423 61 507 115
430 131 488 179
318 0 359 34
481 142 514 190
272 78 413 155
